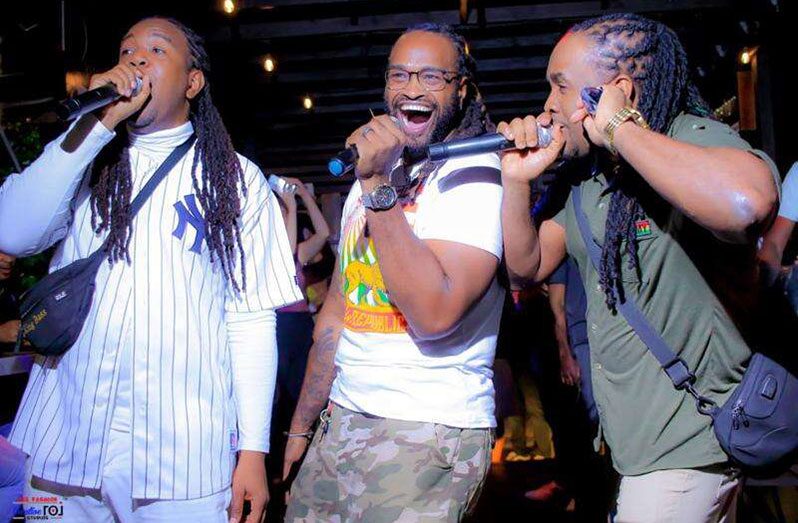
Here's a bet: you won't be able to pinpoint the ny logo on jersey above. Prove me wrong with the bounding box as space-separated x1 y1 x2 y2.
173 194 206 254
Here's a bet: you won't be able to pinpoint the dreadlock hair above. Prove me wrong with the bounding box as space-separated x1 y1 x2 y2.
569 13 711 310
401 23 495 141
90 16 247 292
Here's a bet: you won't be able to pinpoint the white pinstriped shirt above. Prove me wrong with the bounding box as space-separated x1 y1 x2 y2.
0 119 302 499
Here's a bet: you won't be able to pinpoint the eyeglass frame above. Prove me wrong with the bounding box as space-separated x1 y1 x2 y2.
384 66 462 92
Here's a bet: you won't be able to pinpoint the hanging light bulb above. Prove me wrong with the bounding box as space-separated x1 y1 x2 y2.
263 55 276 72
739 49 751 65
303 95 314 110
223 0 235 14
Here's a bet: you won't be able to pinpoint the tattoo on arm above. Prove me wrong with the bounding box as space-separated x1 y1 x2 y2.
290 326 340 431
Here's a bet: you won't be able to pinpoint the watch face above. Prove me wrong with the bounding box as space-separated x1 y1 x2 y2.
373 185 397 208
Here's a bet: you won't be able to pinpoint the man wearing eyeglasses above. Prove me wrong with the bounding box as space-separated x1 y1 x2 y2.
283 23 503 522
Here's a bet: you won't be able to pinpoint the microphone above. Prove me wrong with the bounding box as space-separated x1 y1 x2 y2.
327 122 552 176
427 125 552 162
327 146 358 177
55 77 143 121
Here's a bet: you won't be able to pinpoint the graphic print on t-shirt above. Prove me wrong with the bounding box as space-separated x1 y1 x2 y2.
339 200 417 334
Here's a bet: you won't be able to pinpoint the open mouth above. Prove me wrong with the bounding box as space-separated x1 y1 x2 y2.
398 103 434 136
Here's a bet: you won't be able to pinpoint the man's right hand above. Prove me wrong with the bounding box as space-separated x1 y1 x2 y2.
89 64 152 131
282 435 311 503
497 113 566 184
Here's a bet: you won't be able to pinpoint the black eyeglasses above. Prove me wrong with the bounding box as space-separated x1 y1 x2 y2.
385 67 460 91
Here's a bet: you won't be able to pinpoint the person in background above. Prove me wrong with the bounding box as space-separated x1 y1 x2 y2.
0 253 20 351
759 162 798 313
269 176 330 517
0 251 25 523
759 162 798 271
526 255 616 522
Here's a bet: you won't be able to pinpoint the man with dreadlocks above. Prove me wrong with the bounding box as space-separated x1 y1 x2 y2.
500 13 780 522
282 23 502 521
0 17 302 522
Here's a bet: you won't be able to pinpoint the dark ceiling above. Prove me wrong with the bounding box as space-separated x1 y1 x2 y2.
1 0 789 190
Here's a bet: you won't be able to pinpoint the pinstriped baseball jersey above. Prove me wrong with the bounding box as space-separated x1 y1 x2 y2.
7 121 302 499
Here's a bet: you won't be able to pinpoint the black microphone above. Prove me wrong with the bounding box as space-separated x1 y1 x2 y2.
55 78 143 121
428 127 552 162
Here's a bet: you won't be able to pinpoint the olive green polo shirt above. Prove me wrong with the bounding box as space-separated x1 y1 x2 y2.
553 114 780 476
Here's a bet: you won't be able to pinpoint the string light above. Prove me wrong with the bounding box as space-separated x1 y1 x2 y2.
223 0 235 14
739 49 751 65
263 55 276 72
303 95 314 110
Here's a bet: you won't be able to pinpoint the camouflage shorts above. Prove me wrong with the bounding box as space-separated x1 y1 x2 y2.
285 403 493 522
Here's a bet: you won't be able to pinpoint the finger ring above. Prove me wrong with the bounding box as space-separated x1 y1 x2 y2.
362 127 374 137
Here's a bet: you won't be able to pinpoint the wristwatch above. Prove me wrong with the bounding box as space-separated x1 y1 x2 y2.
605 107 649 154
362 184 398 211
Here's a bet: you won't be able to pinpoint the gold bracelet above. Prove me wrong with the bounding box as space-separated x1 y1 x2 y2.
604 107 649 154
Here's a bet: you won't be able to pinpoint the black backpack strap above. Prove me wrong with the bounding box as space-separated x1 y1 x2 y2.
570 184 717 415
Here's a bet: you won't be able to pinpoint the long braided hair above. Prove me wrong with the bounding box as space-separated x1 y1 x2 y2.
570 13 711 309
90 16 247 292
402 23 495 141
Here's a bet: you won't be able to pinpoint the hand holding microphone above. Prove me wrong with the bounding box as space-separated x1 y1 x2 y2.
497 112 567 184
344 115 408 182
71 64 151 129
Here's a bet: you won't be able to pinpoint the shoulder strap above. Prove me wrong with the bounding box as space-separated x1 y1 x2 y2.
570 184 715 413
129 134 196 218
87 133 196 263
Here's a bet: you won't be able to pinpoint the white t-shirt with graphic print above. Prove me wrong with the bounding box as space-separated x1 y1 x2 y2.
329 152 504 428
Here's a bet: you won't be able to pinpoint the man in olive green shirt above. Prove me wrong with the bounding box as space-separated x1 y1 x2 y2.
500 13 779 523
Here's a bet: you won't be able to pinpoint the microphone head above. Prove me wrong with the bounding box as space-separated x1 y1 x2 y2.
427 143 447 162
131 77 144 97
328 158 349 177
328 145 358 177
537 125 553 148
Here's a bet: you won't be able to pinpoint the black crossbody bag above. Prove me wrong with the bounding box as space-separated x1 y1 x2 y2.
572 184 798 476
16 134 196 357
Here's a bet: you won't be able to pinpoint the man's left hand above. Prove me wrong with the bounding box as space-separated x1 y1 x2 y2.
229 450 268 523
345 115 407 183
569 84 629 150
